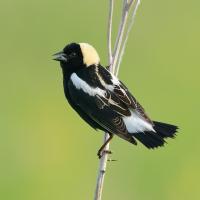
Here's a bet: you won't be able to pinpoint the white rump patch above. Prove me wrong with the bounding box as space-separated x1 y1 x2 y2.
79 43 100 67
71 73 105 97
123 110 155 133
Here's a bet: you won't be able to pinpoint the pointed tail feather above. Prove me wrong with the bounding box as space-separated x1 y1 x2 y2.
153 121 178 139
132 121 178 149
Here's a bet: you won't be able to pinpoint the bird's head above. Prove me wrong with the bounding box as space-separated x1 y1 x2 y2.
53 43 100 71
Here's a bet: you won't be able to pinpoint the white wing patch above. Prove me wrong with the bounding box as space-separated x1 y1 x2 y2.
123 110 155 133
71 73 106 97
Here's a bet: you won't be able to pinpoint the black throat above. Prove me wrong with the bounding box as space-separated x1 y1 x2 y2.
61 62 86 82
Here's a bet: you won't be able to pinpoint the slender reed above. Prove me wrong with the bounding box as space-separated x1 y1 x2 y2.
94 1 141 199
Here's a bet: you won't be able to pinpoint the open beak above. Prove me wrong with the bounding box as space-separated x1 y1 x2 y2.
52 51 67 62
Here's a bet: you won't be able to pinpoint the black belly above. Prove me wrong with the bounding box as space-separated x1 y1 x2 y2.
63 79 103 131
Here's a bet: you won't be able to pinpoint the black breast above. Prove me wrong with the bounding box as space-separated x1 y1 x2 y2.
62 67 103 130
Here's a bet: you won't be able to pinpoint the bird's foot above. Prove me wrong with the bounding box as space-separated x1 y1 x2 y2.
97 150 112 159
107 158 117 162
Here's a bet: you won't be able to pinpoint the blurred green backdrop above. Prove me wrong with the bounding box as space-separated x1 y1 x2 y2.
0 0 199 199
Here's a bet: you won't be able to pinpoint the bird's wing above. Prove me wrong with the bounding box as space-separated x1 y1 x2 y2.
97 66 153 124
68 73 137 144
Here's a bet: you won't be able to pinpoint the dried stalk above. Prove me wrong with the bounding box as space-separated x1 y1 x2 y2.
116 0 141 75
112 0 129 74
94 1 114 200
94 1 141 200
107 0 114 69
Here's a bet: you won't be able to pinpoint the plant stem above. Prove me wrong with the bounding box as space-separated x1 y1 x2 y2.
107 0 114 69
94 134 111 200
94 1 141 199
94 1 114 199
116 0 141 75
112 0 129 74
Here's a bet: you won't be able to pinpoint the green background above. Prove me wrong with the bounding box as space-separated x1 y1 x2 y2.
1 0 199 199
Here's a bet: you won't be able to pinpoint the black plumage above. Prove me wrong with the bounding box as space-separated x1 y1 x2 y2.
53 42 178 158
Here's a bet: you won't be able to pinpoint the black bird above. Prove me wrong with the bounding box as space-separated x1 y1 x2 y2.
53 42 178 158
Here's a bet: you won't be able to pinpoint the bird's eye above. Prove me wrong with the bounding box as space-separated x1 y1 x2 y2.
69 52 76 58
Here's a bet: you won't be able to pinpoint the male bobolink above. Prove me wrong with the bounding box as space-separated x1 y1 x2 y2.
53 43 178 158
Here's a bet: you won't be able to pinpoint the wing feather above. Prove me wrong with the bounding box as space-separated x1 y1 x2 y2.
68 66 154 145
68 77 136 145
97 66 153 124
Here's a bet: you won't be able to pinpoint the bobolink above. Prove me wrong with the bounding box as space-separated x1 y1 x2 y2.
53 42 178 158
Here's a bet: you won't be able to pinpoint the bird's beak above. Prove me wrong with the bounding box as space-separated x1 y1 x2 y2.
52 51 67 62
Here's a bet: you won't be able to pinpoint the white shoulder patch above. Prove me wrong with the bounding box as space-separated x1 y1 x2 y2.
79 43 100 67
123 110 155 133
70 73 105 97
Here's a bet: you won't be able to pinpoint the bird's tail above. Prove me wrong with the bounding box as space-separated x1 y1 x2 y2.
133 121 178 149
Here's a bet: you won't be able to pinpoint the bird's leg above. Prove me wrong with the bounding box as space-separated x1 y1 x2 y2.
97 134 113 159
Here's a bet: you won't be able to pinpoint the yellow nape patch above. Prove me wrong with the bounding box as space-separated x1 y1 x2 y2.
79 43 100 67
